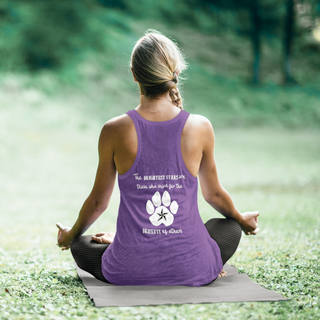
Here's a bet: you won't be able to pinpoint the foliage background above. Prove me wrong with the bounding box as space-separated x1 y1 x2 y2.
0 0 319 319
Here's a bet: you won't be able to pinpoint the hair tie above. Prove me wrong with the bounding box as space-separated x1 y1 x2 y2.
172 72 178 84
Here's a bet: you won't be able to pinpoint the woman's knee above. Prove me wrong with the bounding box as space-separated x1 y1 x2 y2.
228 218 242 235
204 217 223 229
70 237 80 257
70 235 91 255
205 218 242 239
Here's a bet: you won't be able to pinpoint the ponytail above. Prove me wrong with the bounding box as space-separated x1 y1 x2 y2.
130 29 188 109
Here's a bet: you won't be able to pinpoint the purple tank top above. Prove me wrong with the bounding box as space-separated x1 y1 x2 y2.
101 109 223 286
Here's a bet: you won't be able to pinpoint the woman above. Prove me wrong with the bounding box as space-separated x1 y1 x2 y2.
57 29 260 287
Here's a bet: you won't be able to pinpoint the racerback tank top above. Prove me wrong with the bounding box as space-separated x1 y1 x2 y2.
101 109 223 286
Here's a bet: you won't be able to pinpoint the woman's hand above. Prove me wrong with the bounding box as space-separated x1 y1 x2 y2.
91 232 115 244
238 211 260 235
56 222 75 250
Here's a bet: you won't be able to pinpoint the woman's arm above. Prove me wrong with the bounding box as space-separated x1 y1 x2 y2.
198 118 259 235
57 121 117 250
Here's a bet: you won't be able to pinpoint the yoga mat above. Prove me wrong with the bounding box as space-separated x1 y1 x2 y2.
74 263 289 307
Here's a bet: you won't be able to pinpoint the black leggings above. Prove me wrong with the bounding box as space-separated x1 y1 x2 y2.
70 218 242 284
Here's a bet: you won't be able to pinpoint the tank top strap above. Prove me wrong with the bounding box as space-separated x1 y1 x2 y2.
126 109 142 142
126 109 141 135
175 110 194 180
176 109 190 136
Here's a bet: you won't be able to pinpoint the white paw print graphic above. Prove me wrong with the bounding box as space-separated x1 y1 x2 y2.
146 191 179 226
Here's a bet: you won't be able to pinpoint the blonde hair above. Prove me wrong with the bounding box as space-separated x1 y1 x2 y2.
130 29 189 109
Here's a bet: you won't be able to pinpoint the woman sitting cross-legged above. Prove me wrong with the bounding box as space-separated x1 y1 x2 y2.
56 29 260 286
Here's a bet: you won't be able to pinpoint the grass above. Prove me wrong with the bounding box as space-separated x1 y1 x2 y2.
0 71 320 319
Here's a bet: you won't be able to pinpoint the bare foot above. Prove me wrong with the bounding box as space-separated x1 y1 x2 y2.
218 269 227 277
91 232 115 244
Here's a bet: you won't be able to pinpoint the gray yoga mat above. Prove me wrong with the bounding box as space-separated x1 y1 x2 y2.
74 263 289 307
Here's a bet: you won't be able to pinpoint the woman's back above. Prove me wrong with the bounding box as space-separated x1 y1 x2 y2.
101 107 223 286
110 106 207 178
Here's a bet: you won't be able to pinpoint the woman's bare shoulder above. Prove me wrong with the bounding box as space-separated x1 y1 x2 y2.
188 113 211 124
103 113 132 127
98 114 134 147
101 113 133 132
186 113 214 133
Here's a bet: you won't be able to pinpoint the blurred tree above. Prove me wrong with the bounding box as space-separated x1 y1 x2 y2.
191 0 279 83
191 0 304 84
0 0 119 72
96 0 127 10
249 2 262 84
295 0 320 53
283 0 297 84
21 1 107 71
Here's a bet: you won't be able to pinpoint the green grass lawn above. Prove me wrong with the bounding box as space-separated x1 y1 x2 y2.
0 78 319 320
